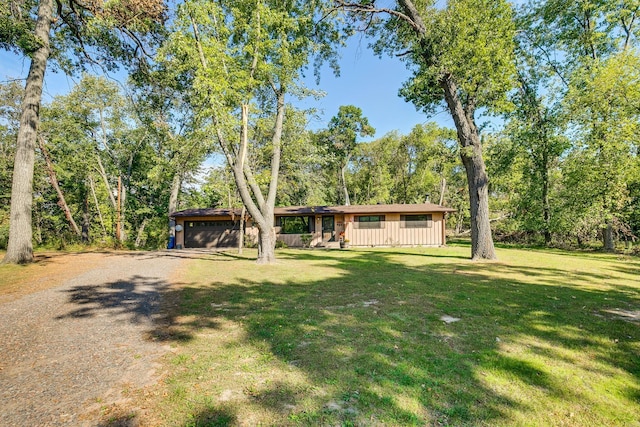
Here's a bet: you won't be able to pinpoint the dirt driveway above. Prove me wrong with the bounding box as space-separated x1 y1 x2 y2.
0 251 190 426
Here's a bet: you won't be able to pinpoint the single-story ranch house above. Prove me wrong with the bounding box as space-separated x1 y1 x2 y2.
171 203 455 249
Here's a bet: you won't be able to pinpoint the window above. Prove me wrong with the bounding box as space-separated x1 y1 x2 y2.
187 220 239 229
401 214 433 228
354 215 385 229
277 216 314 234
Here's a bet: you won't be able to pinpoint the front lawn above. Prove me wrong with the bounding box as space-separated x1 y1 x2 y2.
138 245 639 426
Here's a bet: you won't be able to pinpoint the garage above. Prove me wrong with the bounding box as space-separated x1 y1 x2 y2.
184 220 240 248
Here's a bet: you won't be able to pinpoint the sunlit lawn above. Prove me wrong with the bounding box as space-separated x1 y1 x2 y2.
143 245 639 426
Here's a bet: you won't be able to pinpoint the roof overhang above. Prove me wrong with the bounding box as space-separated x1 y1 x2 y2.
171 203 456 219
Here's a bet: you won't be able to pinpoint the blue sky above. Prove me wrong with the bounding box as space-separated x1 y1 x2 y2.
0 35 453 140
299 36 455 138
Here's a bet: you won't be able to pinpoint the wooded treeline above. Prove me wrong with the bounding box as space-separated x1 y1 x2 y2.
1 0 639 261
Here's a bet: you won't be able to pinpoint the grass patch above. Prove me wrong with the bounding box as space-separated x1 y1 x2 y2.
0 251 111 302
142 246 639 426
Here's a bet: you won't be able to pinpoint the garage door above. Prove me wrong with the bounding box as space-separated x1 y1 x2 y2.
184 220 240 248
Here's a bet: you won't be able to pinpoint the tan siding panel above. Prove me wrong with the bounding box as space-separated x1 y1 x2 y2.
347 212 445 247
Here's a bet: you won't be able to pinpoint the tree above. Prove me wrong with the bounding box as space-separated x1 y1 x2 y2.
161 0 339 263
129 64 213 245
336 0 517 259
0 81 23 249
1 0 166 263
497 41 569 245
349 123 458 206
522 0 640 250
562 52 640 249
316 105 375 205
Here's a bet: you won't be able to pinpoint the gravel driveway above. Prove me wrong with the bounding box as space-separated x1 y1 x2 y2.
0 251 185 426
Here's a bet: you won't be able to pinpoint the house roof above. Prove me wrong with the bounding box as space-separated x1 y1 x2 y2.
171 203 455 218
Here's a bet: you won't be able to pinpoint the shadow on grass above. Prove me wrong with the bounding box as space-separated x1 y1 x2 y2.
55 248 638 425
146 248 640 426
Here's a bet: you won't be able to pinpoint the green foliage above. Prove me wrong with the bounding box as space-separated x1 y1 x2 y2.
1 0 166 72
0 0 40 54
350 123 460 205
386 0 517 115
31 73 205 249
322 105 375 161
314 105 375 204
511 1 640 246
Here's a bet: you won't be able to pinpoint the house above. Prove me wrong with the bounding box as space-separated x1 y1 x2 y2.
170 203 456 249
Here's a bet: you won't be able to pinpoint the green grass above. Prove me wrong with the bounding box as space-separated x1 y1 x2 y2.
147 245 640 426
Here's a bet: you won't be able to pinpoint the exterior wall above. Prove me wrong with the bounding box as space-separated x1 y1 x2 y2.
175 211 447 249
175 216 258 249
274 214 347 248
344 212 446 247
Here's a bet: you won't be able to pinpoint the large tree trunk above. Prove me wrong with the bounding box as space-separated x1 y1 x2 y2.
604 221 615 251
394 0 496 259
257 225 277 263
3 0 53 264
169 172 181 215
217 96 284 264
441 73 497 260
238 204 246 255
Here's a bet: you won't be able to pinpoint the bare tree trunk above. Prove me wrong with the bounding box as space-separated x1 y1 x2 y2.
38 136 82 236
439 177 447 206
220 96 284 265
257 226 276 263
341 161 350 205
3 0 53 264
238 204 246 255
441 74 496 260
135 218 148 248
96 155 117 209
81 191 90 243
89 176 107 237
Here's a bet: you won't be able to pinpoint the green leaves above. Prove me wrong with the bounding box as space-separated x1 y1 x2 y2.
396 0 517 114
0 0 40 55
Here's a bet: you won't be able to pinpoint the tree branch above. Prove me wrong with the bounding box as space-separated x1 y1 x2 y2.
334 0 425 35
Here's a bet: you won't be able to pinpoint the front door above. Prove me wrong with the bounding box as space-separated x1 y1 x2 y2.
322 216 335 242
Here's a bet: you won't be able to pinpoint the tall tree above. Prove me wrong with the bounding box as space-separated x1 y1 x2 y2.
0 0 166 263
161 0 339 263
336 0 517 259
499 49 569 245
0 81 23 249
317 105 375 205
522 0 640 249
129 64 213 245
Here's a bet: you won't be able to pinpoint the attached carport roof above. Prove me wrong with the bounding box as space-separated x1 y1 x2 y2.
171 203 455 218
